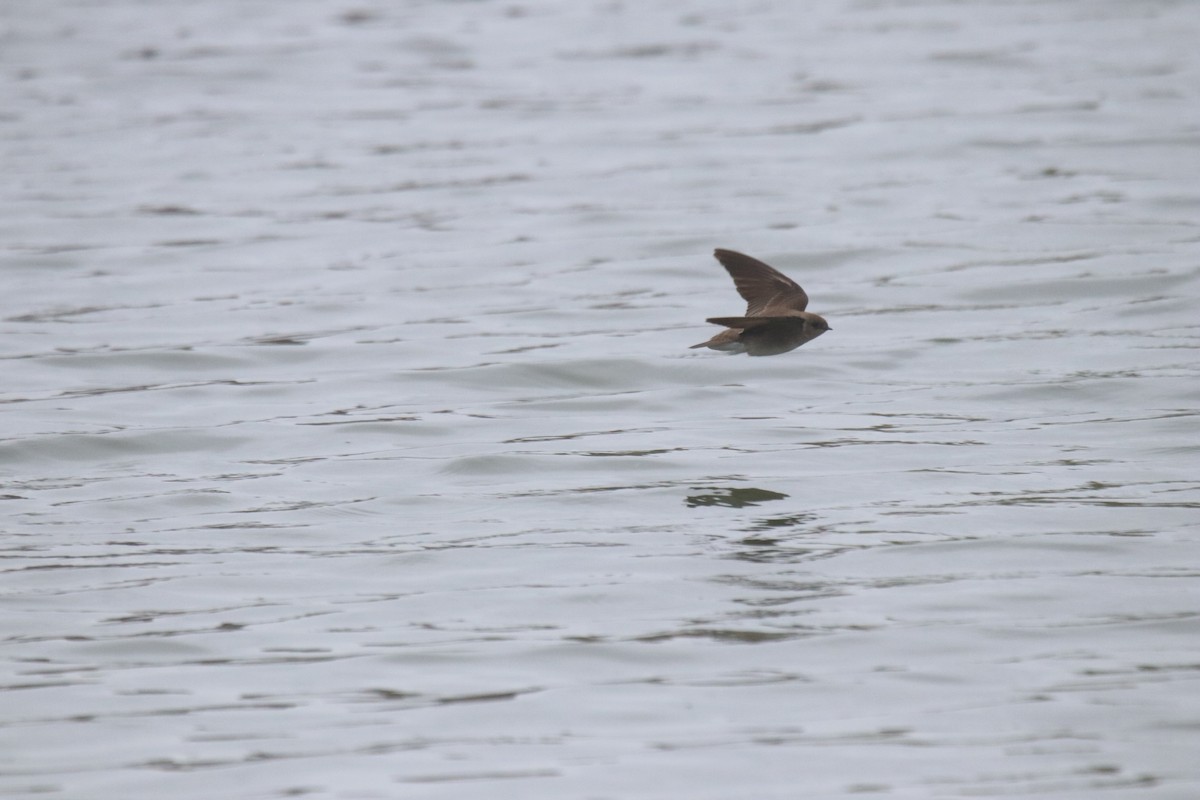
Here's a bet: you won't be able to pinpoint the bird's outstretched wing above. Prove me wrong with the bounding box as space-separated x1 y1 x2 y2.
706 315 801 329
713 249 809 315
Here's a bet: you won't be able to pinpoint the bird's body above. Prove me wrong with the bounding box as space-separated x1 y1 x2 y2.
690 249 830 356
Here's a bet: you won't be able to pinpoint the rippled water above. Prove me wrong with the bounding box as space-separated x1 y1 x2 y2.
4 1 1200 798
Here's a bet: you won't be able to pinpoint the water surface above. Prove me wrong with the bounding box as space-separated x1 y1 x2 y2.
3 1 1200 798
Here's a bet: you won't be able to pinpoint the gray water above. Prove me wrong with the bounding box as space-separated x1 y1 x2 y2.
3 1 1200 798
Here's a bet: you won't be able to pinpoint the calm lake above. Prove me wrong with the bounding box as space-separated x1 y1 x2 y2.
3 1 1199 798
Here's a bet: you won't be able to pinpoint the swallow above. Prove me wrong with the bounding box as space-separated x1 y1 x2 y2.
690 249 831 356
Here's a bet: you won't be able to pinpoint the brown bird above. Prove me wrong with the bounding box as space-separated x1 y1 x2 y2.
690 249 831 356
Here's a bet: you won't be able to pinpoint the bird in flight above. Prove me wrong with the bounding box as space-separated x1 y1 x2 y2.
690 249 831 356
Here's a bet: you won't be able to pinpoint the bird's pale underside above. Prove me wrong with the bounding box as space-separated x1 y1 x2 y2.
690 249 831 356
